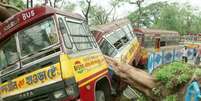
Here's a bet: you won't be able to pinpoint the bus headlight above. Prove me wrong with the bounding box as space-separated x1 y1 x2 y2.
53 90 67 99
65 84 79 97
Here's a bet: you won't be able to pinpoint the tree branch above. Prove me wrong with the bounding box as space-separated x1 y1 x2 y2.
82 10 86 17
0 3 20 21
53 0 57 8
129 0 144 27
48 0 53 7
0 2 21 11
59 0 65 8
85 0 91 24
112 8 117 21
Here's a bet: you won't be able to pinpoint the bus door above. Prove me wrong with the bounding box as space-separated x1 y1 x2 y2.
136 32 143 46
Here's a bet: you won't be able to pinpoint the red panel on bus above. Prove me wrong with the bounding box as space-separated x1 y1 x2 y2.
0 6 52 42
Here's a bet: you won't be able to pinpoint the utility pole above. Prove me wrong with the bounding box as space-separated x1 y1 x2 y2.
130 0 144 28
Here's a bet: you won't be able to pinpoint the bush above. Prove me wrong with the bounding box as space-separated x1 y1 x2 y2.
162 95 177 101
194 68 201 77
154 61 194 89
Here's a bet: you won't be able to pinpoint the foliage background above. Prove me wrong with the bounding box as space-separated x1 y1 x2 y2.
2 0 201 35
128 1 201 35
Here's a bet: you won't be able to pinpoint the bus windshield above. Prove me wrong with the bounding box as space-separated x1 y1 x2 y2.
18 18 58 57
105 25 133 50
0 37 19 70
100 39 117 57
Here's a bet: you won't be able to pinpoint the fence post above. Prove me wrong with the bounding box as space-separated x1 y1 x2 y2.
173 48 176 61
162 50 164 64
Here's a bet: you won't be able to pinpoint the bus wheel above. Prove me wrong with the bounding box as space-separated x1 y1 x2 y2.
95 90 105 101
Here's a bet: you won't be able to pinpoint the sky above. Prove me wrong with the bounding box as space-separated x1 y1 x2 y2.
91 0 201 18
25 0 201 18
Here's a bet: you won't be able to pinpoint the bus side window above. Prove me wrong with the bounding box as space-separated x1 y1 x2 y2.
65 21 93 51
83 23 98 48
58 18 73 49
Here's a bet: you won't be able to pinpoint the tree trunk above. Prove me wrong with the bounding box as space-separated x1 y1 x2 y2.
84 0 91 24
105 55 201 100
104 56 161 100
0 2 20 22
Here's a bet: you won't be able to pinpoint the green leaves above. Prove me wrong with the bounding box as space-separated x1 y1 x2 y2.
128 2 201 35
163 95 177 101
194 68 201 77
8 0 26 9
154 62 193 89
128 2 168 28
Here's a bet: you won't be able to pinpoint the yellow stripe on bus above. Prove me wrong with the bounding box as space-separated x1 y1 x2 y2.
78 71 108 87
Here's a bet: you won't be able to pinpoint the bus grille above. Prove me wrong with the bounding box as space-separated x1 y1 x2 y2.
25 94 51 101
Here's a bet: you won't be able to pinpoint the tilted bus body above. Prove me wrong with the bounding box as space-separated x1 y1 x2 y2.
0 6 111 101
91 19 141 66
182 33 201 48
134 28 180 65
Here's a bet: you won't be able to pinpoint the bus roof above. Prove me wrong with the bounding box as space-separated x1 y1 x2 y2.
187 33 201 36
0 6 84 42
92 19 130 33
134 28 179 36
91 18 130 44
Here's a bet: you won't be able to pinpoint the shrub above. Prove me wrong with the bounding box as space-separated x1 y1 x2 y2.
194 68 201 77
162 95 177 101
154 61 194 89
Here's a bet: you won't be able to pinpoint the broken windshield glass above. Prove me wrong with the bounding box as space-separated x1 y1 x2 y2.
18 18 58 57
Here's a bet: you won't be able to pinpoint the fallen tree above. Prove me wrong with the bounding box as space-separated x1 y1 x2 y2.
105 55 160 100
104 55 201 101
0 2 20 22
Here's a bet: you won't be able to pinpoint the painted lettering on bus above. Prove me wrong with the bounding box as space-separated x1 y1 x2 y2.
26 66 56 85
0 65 57 95
22 10 35 21
0 81 17 94
3 19 18 31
